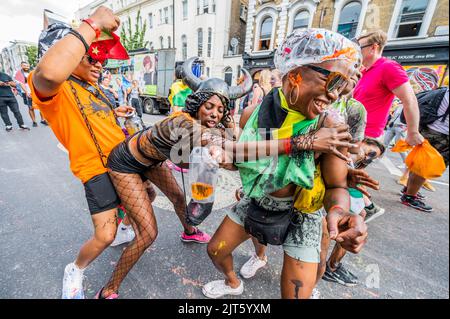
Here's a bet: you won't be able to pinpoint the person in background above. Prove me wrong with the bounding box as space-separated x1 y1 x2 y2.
100 74 119 106
401 87 449 212
0 70 29 131
168 66 193 114
353 30 424 222
270 69 283 88
127 80 143 118
15 62 48 127
115 77 127 106
247 69 272 109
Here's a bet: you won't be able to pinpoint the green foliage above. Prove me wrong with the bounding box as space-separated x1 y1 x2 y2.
120 10 149 51
25 46 38 68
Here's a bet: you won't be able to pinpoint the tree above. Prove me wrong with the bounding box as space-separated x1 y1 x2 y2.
25 46 38 68
120 10 149 51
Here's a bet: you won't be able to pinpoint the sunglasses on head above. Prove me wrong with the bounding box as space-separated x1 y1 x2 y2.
304 64 349 94
85 55 108 67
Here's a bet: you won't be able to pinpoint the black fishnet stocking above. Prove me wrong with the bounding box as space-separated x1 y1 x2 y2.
103 171 158 296
143 162 191 232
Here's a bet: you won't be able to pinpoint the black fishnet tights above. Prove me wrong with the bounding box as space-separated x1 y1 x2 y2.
103 163 190 297
103 171 158 296
143 162 190 231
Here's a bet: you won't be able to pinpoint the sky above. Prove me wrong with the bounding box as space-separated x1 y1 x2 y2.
0 0 94 50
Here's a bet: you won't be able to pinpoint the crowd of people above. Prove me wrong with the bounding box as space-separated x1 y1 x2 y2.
2 5 448 299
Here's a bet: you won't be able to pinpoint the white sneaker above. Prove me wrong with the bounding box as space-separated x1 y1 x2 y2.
240 254 268 279
62 263 85 299
202 280 244 299
110 222 135 247
310 288 321 299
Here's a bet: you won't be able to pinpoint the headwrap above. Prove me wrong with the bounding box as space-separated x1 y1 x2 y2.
274 28 362 77
184 91 231 126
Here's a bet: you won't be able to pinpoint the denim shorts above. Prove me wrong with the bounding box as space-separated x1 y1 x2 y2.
228 194 323 263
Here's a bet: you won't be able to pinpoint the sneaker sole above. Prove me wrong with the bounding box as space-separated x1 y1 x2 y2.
322 273 358 287
401 201 433 213
180 238 210 244
202 286 244 299
365 209 385 223
399 191 426 200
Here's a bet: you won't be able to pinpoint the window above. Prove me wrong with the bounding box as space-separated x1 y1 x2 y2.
337 2 362 39
204 0 209 14
240 4 248 21
198 28 203 56
148 13 153 29
160 36 164 49
207 28 212 57
181 35 188 60
224 67 233 86
168 36 172 48
293 11 309 30
164 7 169 24
259 17 273 51
394 0 429 38
159 9 163 24
212 0 216 13
197 0 202 15
183 0 188 19
206 67 210 77
170 5 174 24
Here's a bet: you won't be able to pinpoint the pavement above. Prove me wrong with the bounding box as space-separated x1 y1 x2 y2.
0 101 448 299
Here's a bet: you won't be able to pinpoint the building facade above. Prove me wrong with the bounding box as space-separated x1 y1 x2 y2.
75 0 248 85
0 41 36 76
243 0 449 86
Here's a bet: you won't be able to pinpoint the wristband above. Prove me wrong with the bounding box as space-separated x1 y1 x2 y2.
68 30 89 53
83 18 101 39
284 138 292 156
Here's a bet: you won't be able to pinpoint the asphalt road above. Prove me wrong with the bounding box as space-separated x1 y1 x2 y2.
0 102 448 299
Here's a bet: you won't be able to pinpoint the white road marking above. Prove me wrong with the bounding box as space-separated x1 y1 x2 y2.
380 157 403 176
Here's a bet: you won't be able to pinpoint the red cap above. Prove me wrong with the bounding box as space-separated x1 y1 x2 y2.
88 31 129 63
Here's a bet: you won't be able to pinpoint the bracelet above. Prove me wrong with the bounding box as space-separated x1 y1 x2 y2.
68 30 90 53
82 18 101 39
284 138 292 156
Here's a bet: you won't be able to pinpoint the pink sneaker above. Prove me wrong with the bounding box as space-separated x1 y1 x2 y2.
95 288 119 299
181 228 211 244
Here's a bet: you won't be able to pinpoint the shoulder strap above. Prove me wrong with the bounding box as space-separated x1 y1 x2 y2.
69 75 116 111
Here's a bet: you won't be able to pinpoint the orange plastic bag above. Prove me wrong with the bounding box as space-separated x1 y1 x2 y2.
405 140 446 179
392 140 413 153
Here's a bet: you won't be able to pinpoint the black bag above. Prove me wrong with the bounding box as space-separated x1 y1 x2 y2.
244 199 294 246
186 200 214 226
400 87 449 128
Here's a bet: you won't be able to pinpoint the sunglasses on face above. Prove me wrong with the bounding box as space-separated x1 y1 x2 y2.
304 64 349 94
351 37 375 50
85 55 108 67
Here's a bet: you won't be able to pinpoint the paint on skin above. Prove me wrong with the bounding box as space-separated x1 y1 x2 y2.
291 280 303 299
213 241 227 256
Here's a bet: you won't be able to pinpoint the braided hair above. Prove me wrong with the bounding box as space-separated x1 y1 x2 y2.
183 92 232 126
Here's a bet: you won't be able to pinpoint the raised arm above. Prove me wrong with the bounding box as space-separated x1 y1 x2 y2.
32 6 120 99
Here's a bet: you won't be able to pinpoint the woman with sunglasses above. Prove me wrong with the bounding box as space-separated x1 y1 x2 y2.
203 28 368 299
29 7 134 299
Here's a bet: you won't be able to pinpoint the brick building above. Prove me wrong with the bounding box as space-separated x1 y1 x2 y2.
243 0 449 86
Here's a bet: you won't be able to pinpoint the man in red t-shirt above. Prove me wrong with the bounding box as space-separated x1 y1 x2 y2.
353 30 424 221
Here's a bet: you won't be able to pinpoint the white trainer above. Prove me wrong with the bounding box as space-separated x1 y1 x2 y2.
110 222 135 247
62 263 85 299
202 280 244 299
240 254 268 279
